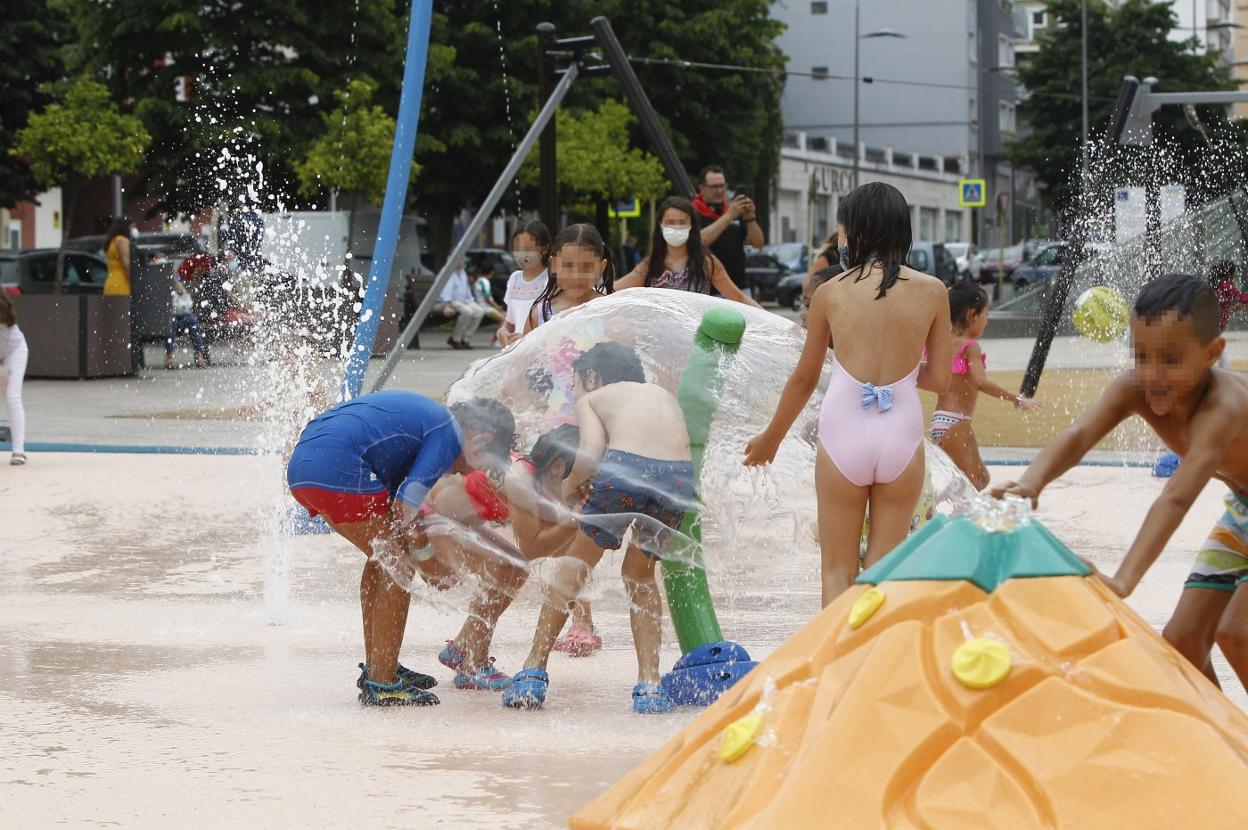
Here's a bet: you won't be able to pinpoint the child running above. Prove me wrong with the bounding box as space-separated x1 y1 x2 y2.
523 223 614 334
503 343 695 713
0 290 28 465
931 280 1042 490
994 274 1248 691
499 221 551 347
287 390 516 706
1210 260 1247 368
744 182 952 606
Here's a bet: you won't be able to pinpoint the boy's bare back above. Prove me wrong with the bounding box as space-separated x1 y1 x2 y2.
584 382 691 461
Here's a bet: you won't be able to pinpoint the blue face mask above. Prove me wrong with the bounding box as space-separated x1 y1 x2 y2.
837 245 851 270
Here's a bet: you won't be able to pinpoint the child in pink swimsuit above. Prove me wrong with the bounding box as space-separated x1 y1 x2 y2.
745 182 953 607
931 281 1041 490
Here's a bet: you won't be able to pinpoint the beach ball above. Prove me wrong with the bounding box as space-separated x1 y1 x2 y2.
1073 285 1129 343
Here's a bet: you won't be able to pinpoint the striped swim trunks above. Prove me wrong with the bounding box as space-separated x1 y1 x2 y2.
1184 491 1248 591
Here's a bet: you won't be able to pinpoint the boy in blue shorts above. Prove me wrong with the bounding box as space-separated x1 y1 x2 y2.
994 274 1248 690
504 342 695 714
288 390 515 706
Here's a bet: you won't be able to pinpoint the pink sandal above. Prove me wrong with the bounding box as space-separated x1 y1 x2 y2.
552 624 602 658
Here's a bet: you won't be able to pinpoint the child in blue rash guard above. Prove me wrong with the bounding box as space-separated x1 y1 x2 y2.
287 390 515 706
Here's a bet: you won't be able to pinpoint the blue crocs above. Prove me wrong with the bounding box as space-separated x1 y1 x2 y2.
632 683 675 714
501 668 549 710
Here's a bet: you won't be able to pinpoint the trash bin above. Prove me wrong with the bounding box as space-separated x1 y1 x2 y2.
17 294 133 378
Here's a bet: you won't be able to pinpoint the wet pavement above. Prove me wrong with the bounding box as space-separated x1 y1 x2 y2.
1 453 1244 828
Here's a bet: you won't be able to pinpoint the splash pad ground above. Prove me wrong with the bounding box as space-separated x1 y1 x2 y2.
2 452 1244 828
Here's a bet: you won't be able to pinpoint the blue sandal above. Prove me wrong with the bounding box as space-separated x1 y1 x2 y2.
501 668 549 710
632 683 675 714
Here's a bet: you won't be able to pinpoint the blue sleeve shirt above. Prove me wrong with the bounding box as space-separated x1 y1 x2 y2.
293 390 463 507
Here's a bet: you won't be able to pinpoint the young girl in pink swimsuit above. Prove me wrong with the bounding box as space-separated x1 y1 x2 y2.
745 183 953 606
931 281 1041 490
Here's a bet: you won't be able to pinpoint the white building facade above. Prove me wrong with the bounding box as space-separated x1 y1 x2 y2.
773 133 970 251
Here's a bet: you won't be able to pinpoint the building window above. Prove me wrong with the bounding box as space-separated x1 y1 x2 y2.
920 208 938 241
999 101 1017 135
997 35 1014 68
814 196 832 247
811 1 828 13
945 211 963 243
812 66 829 80
1032 9 1046 27
969 32 978 63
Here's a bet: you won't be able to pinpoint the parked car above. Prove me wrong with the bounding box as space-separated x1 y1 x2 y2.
944 242 982 282
1011 242 1066 290
0 249 109 294
907 242 959 285
744 252 789 302
467 247 518 306
980 243 1026 284
762 242 809 275
68 232 208 273
775 271 806 312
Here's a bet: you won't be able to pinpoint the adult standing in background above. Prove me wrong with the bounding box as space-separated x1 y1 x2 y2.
0 290 28 465
103 217 144 369
694 165 765 296
103 217 136 296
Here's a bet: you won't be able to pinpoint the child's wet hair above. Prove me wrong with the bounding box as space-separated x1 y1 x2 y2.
0 290 15 327
572 341 645 387
512 220 553 268
450 398 516 464
1134 274 1221 344
528 424 580 479
533 223 616 310
835 182 913 299
948 279 989 329
808 265 843 295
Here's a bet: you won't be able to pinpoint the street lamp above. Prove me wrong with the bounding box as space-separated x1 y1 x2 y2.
853 0 906 187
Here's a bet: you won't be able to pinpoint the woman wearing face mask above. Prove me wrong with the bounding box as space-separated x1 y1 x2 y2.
616 196 761 307
103 217 138 297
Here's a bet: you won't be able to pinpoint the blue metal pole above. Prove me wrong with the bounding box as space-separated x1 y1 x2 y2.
341 0 434 399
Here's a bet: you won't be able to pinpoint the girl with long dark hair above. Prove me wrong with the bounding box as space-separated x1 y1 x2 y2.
523 223 614 333
744 182 953 606
616 196 760 307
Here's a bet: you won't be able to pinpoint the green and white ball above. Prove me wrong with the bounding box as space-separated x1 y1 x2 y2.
1073 285 1129 343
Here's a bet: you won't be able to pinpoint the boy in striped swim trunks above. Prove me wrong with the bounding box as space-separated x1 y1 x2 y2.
995 275 1248 691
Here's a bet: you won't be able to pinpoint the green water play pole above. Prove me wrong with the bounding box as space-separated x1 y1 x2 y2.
663 306 747 654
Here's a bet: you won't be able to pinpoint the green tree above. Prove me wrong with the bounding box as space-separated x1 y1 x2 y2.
414 1 785 255
11 79 150 289
296 77 398 207
53 0 410 217
1007 0 1239 213
0 0 68 208
521 100 669 214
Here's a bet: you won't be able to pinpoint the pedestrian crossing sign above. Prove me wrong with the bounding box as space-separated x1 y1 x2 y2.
608 198 641 219
959 179 986 208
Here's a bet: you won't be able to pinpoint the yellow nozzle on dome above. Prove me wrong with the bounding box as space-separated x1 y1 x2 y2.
718 713 764 763
848 587 886 630
952 638 1011 689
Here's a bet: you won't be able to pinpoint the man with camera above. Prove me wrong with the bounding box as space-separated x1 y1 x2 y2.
693 164 765 298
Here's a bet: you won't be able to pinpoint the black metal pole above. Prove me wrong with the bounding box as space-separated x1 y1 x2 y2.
590 16 695 197
537 22 558 232
1019 76 1142 399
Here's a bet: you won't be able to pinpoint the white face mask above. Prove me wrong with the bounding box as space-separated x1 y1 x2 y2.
514 252 541 269
661 225 690 247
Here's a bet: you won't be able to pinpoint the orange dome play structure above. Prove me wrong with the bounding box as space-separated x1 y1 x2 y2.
570 512 1248 830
